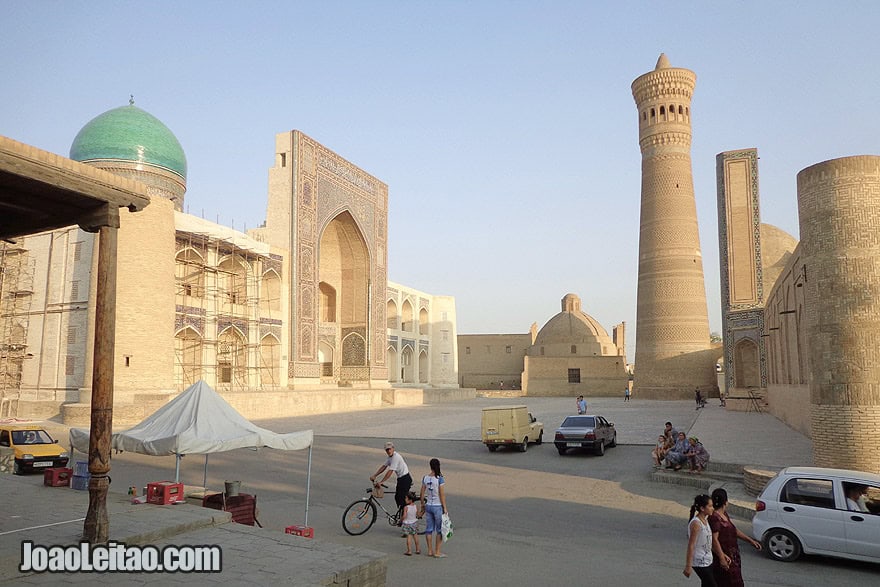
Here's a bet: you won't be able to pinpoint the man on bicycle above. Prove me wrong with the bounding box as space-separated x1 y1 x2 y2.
370 441 412 523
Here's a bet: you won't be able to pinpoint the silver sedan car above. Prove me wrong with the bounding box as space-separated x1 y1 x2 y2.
553 415 617 456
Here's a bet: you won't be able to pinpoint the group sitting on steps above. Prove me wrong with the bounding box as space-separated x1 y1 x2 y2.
652 421 710 474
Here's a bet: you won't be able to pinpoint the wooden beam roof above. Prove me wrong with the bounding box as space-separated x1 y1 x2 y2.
0 135 150 240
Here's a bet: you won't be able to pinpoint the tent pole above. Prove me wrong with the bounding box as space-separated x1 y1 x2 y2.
203 454 208 492
305 444 313 526
175 453 181 483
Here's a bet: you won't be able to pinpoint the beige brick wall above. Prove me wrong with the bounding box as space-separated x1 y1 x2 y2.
113 197 177 393
457 334 530 389
767 383 811 437
523 355 628 396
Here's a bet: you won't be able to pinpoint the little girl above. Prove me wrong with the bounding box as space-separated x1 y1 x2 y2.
401 492 421 555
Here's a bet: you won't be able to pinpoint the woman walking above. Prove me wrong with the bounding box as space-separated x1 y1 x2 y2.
684 494 717 586
419 458 448 558
710 488 761 586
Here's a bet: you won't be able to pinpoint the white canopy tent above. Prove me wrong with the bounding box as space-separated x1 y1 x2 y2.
69 380 314 523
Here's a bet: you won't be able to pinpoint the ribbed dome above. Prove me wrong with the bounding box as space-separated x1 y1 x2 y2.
70 104 187 179
533 311 610 347
530 293 617 356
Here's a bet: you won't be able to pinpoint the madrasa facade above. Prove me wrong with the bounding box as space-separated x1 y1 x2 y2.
0 103 463 425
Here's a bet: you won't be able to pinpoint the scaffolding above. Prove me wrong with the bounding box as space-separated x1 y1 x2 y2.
0 242 35 417
173 229 283 392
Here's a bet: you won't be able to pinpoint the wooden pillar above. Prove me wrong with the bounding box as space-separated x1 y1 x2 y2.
83 219 118 544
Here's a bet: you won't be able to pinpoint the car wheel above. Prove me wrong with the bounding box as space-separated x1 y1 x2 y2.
536 431 543 445
596 440 605 456
13 461 21 475
487 444 497 452
609 433 617 448
764 529 802 562
556 446 566 455
519 438 528 452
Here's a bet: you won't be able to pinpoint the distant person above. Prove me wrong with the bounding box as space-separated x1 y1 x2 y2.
684 494 716 585
576 396 587 414
401 492 421 555
371 441 412 522
624 387 631 402
710 488 760 587
499 381 504 390
695 388 704 410
419 457 448 558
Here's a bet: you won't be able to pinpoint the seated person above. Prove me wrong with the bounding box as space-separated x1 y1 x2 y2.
844 483 869 512
664 432 689 471
684 437 710 474
662 421 678 444
651 434 671 468
24 431 36 444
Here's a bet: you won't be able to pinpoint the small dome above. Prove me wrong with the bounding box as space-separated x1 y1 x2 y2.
534 311 610 347
532 294 617 356
70 103 187 179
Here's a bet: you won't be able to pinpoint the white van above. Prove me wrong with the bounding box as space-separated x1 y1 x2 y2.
481 405 543 453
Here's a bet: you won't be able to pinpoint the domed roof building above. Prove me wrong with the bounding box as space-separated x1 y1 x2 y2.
70 100 187 209
531 294 618 357
522 294 628 396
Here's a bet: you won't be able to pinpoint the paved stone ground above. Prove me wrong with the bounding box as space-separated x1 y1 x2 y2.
0 398 814 585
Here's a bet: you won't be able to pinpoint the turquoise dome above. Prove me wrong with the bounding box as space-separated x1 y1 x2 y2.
70 104 187 179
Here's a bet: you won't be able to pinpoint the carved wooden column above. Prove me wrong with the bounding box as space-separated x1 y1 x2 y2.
83 213 118 544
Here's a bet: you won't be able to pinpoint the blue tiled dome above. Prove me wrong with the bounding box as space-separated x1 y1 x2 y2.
70 103 187 179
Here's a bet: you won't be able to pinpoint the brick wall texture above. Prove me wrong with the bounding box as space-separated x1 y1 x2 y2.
798 155 880 472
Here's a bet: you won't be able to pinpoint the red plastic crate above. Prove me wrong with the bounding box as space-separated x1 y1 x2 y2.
285 525 314 539
43 467 73 487
146 481 184 505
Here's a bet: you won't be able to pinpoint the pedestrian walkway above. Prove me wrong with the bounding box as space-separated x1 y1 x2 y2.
0 472 386 585
0 397 814 584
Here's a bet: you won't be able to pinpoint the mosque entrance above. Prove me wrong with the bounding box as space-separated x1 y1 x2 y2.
318 211 370 384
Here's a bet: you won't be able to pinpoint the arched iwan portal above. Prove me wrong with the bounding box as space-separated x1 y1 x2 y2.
319 211 370 383
734 338 760 388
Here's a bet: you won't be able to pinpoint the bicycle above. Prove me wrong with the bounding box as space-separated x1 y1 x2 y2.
342 483 407 536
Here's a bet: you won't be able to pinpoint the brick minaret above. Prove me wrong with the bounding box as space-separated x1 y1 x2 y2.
631 54 715 398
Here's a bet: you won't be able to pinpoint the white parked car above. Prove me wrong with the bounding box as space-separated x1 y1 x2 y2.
752 467 880 563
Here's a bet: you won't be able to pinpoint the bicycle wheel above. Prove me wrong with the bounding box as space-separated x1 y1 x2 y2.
342 499 377 535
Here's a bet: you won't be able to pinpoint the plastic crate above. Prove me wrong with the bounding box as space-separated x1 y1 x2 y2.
71 474 89 491
43 467 73 487
73 461 89 476
147 481 184 505
285 525 314 539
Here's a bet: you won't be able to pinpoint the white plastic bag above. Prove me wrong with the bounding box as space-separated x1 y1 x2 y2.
441 512 453 542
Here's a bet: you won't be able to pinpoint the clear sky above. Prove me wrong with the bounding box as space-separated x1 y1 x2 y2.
3 2 878 343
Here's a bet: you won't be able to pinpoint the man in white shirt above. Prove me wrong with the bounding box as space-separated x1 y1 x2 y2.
371 441 413 521
845 483 869 513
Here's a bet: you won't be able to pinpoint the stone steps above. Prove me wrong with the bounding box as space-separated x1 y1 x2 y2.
651 462 758 521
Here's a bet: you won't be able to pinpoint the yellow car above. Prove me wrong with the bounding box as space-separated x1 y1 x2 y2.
0 424 69 475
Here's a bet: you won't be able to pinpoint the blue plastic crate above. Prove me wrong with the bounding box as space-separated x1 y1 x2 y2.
71 474 89 491
73 460 89 476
